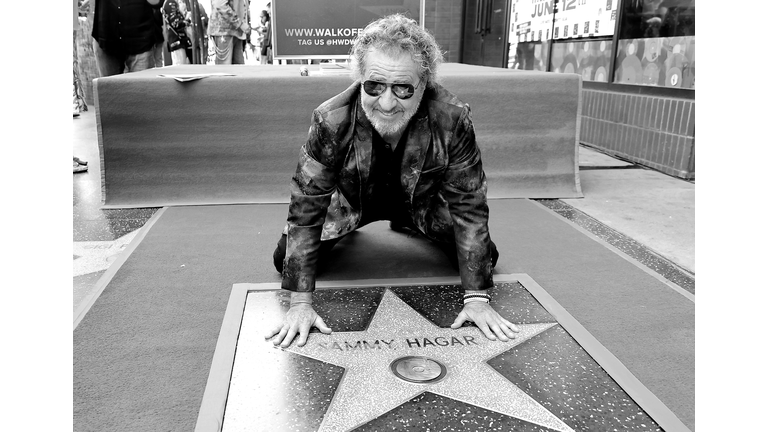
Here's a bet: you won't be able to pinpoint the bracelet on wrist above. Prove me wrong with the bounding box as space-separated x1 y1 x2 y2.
462 292 491 305
463 297 490 304
463 293 491 300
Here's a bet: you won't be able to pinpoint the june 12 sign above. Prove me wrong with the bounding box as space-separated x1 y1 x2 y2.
272 0 424 60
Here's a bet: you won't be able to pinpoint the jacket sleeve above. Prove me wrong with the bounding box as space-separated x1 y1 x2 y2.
442 105 494 291
281 110 338 292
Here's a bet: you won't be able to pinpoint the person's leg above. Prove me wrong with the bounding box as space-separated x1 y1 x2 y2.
153 43 164 67
231 38 245 64
73 32 87 114
273 234 344 274
212 35 233 64
260 43 268 64
409 214 498 270
171 49 188 65
125 49 156 73
92 40 124 77
432 238 499 270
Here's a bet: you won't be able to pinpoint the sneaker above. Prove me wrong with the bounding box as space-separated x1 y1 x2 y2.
73 160 88 173
73 156 88 166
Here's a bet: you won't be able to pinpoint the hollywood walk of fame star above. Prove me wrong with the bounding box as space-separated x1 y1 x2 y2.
280 289 574 432
73 231 139 277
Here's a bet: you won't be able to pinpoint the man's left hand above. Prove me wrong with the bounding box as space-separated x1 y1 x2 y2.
450 302 520 341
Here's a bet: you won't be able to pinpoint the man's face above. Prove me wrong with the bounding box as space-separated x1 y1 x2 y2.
360 48 425 137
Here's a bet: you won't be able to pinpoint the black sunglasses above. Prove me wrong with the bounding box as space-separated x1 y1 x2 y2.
363 80 421 100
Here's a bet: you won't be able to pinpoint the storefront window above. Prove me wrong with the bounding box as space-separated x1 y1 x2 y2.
550 39 613 82
613 0 694 88
508 0 620 82
507 0 554 71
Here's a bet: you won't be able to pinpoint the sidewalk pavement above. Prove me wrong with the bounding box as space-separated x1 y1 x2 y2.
571 145 694 274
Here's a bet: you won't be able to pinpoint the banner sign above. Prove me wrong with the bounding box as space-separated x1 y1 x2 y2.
552 0 620 40
272 0 423 59
509 0 619 42
511 0 555 43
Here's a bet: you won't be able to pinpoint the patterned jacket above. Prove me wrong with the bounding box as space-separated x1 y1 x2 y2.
162 0 190 52
282 81 494 293
207 0 247 39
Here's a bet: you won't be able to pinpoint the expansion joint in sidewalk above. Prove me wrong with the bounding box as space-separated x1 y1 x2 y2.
534 199 695 295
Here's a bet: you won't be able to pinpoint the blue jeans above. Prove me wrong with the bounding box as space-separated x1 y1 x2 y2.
93 41 156 77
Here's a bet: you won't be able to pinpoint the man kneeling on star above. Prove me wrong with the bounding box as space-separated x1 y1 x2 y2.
266 14 520 348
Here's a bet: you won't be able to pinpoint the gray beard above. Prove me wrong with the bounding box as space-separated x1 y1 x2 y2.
362 97 421 137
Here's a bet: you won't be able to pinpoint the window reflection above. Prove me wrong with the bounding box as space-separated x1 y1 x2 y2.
615 0 695 88
620 0 695 39
551 39 613 82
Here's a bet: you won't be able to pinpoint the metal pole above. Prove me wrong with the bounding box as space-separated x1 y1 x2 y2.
420 0 425 29
608 0 628 83
189 0 201 63
548 0 557 72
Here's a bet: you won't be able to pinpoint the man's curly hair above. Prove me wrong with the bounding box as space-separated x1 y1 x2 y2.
349 14 444 87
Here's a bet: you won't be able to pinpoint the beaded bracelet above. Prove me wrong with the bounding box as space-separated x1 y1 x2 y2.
463 293 490 300
463 293 491 304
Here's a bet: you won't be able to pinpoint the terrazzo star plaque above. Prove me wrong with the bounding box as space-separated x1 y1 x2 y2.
197 276 684 432
272 290 569 432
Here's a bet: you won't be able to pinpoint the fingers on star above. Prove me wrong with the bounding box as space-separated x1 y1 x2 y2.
264 324 283 340
450 311 469 328
502 319 520 334
280 326 300 348
315 316 332 334
295 327 310 347
269 324 290 346
477 322 497 341
490 323 510 341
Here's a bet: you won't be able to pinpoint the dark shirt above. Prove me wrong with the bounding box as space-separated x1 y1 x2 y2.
361 129 411 226
92 0 162 56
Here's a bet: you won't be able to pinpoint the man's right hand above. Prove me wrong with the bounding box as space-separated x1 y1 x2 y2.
264 302 332 348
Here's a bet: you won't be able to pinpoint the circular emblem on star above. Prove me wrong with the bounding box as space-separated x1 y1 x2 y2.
390 356 448 383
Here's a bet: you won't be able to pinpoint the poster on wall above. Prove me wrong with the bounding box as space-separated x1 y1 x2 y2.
552 0 620 40
272 0 422 59
510 0 555 43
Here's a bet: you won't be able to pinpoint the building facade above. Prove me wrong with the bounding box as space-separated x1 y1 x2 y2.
76 0 694 178
424 0 695 179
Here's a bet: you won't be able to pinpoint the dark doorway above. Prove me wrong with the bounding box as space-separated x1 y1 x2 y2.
462 0 510 68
